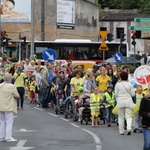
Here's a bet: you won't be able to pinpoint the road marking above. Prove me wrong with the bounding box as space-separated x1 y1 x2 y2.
70 123 80 128
14 116 18 119
33 107 44 111
14 129 37 132
48 112 58 117
82 128 101 146
9 140 34 150
96 145 102 150
60 117 69 122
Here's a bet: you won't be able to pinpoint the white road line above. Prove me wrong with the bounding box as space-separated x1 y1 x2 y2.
9 140 34 150
60 117 69 122
82 128 101 146
48 112 58 117
33 107 44 111
16 140 27 147
96 145 102 150
70 123 80 128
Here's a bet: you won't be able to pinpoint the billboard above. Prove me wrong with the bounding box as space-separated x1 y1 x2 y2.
1 0 31 23
57 0 75 29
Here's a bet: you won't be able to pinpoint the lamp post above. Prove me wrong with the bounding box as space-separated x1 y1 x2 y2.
30 0 35 60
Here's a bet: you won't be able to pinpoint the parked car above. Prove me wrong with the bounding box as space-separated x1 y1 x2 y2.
140 57 144 64
96 56 141 67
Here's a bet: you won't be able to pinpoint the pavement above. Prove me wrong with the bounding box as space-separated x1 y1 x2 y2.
0 99 143 150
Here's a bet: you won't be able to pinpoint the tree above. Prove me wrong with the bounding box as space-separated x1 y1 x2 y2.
94 0 150 14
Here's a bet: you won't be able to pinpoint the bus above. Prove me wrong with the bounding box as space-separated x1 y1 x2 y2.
5 39 129 69
34 39 129 68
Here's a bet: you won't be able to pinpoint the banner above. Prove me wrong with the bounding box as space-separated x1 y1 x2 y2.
1 0 31 23
57 0 75 29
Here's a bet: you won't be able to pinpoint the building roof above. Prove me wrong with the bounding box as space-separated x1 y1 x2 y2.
99 9 150 21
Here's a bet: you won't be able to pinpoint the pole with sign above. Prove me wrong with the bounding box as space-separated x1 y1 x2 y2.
99 31 108 61
129 26 150 31
134 18 150 23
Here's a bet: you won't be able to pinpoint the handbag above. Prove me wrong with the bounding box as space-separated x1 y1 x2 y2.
121 82 134 101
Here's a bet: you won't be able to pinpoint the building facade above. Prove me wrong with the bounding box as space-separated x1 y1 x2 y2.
99 8 150 56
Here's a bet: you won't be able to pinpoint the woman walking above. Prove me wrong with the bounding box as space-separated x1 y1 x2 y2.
115 71 135 135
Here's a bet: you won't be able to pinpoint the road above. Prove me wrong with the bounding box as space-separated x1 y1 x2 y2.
0 100 143 150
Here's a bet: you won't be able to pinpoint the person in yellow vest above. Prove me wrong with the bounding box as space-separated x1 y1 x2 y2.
90 87 103 127
132 85 144 133
29 75 36 103
103 85 115 127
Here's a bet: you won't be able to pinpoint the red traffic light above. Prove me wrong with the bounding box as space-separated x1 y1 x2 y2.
131 30 136 35
1 30 6 36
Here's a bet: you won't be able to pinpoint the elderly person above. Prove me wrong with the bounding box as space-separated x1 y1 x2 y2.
0 74 20 142
115 71 135 135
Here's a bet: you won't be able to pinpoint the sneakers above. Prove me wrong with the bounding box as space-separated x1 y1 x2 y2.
6 137 17 142
0 138 6 142
107 122 111 127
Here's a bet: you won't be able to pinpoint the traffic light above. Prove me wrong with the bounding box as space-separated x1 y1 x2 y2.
131 30 136 46
20 36 27 49
120 33 126 44
107 33 114 42
1 30 7 47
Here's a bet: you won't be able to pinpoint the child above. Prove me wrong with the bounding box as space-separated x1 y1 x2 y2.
29 75 36 103
90 87 103 127
133 85 144 133
103 85 115 127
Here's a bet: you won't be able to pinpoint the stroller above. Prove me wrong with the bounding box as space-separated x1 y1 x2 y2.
64 96 73 119
80 101 91 125
54 89 65 114
99 103 106 124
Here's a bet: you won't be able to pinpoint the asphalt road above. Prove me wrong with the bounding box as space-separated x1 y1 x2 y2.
0 100 143 150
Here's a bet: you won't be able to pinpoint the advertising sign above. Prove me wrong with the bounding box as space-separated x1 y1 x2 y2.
1 0 31 23
57 0 75 29
134 65 150 86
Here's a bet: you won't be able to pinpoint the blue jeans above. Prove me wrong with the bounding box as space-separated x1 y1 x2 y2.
143 128 150 150
106 106 113 123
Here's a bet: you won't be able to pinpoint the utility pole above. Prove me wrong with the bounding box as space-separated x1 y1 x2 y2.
30 0 35 60
41 0 45 41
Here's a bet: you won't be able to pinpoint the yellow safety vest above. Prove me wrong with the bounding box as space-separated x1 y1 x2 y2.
90 93 101 110
104 92 115 108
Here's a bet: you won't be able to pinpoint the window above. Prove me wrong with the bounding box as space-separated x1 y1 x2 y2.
116 28 124 39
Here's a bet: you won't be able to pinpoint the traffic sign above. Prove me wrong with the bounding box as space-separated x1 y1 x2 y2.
134 18 150 23
99 41 108 51
114 52 122 62
129 26 150 31
42 49 57 62
99 31 108 40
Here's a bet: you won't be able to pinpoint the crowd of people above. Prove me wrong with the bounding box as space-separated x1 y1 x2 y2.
0 58 149 150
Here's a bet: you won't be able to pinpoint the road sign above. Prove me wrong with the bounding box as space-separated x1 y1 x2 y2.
114 52 122 62
99 41 108 51
134 65 150 86
134 18 150 23
129 26 150 31
99 31 108 40
42 49 57 62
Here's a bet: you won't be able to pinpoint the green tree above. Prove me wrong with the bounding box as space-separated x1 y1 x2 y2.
139 0 150 14
94 0 150 14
